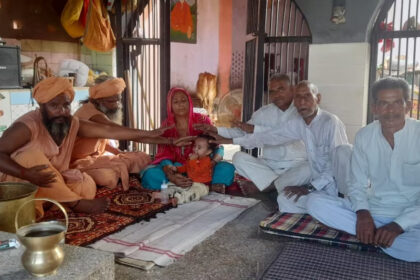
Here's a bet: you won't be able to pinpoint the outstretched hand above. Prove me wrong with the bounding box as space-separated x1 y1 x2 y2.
193 123 217 133
173 136 197 146
143 125 175 138
232 120 254 133
206 131 233 145
23 165 56 187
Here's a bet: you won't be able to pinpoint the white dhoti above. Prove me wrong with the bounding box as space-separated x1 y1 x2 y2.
332 143 353 196
307 192 420 262
232 151 311 191
275 144 353 214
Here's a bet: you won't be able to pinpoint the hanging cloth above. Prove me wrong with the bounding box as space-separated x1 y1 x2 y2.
83 0 116 52
79 0 90 27
61 0 85 38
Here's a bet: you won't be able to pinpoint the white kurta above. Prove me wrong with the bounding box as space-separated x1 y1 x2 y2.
233 108 349 195
307 118 420 262
218 103 307 168
348 118 420 230
218 103 308 191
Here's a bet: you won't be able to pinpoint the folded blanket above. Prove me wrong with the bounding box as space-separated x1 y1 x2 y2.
90 193 259 267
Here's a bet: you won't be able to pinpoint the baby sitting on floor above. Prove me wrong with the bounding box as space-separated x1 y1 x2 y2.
169 134 217 186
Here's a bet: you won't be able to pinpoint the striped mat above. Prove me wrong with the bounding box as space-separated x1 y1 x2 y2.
260 212 379 252
260 242 420 280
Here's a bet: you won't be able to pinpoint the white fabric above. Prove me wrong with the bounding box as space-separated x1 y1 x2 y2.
332 144 353 195
233 152 311 191
348 119 420 230
218 103 307 168
58 59 89 87
90 193 258 266
167 182 209 204
307 192 420 262
233 109 348 195
276 145 351 213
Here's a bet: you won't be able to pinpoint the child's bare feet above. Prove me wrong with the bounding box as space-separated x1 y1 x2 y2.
210 183 226 194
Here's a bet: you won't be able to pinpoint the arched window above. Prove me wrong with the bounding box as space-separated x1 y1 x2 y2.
370 0 420 121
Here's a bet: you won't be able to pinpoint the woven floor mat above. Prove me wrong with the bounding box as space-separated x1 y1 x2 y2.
260 212 379 252
260 242 420 280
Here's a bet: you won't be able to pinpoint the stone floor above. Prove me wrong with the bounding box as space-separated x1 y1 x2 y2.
115 191 288 280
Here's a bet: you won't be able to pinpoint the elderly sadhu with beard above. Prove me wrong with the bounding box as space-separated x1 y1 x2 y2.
0 77 189 216
71 76 154 190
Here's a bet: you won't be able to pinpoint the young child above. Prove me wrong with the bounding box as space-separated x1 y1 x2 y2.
170 134 217 185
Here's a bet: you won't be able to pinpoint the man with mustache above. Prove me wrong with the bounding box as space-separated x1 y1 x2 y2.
194 74 310 198
307 77 420 262
209 81 349 213
0 77 167 215
71 76 155 190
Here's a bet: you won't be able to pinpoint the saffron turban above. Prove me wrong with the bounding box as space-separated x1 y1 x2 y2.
33 77 75 104
89 78 126 99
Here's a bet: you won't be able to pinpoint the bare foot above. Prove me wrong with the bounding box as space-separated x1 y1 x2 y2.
238 180 260 196
67 198 110 214
210 183 226 194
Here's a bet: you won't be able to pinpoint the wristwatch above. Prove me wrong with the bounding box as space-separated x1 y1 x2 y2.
306 183 316 193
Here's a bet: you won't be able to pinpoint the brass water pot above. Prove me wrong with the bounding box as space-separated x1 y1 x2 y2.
0 182 37 233
15 198 69 277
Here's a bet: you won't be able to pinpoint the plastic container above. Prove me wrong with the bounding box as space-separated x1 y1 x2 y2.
160 181 169 204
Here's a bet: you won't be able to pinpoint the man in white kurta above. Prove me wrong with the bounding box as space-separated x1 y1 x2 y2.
217 74 309 193
307 77 420 262
211 81 349 213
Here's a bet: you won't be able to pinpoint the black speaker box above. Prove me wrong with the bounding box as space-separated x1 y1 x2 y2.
0 45 21 89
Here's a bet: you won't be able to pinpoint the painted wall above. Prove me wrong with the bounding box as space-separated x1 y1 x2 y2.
170 0 220 93
230 0 247 90
218 0 233 96
309 43 370 143
295 0 383 44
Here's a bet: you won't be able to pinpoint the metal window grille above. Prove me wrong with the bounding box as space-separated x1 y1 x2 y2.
114 0 170 154
369 0 420 121
244 0 311 156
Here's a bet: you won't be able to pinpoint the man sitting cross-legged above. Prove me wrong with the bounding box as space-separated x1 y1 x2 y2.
71 76 175 191
195 74 310 197
307 77 420 262
0 77 190 216
208 81 350 214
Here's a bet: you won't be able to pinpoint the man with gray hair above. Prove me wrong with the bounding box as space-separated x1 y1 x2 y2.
195 74 309 196
209 80 350 213
307 77 420 262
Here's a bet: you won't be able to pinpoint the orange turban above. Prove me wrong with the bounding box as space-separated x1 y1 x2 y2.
89 78 126 99
33 77 75 104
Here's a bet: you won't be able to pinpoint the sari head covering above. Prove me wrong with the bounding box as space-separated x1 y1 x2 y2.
33 77 75 104
152 87 212 164
89 78 126 99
